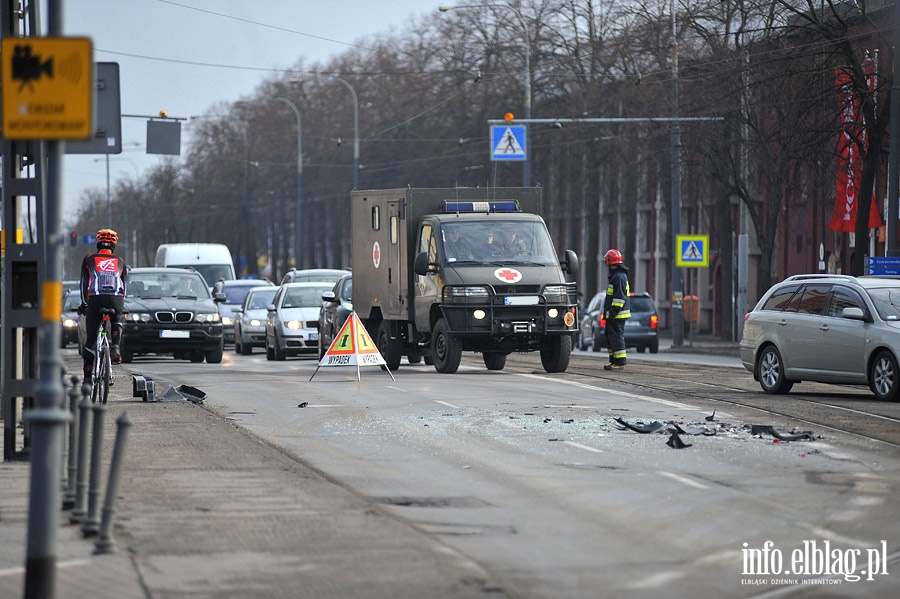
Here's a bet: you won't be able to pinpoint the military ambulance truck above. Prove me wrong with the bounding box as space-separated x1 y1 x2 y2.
351 187 579 374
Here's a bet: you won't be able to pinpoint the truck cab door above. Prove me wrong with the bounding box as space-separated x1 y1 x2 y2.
414 222 439 332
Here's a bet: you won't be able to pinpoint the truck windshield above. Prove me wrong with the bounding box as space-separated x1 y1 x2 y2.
441 221 558 266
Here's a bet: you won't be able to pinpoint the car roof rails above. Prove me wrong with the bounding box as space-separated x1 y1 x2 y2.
784 274 857 282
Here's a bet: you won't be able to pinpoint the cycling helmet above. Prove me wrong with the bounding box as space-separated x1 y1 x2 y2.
96 228 118 248
604 249 623 266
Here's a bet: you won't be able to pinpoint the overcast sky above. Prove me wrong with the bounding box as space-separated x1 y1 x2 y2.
58 0 442 221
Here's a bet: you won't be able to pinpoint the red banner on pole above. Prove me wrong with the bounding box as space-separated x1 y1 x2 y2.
829 64 882 232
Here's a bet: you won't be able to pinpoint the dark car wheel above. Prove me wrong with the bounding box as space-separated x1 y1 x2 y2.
206 344 224 364
757 345 793 394
649 339 659 354
273 335 286 361
869 350 900 401
432 318 461 374
591 330 603 352
239 337 252 355
541 335 571 373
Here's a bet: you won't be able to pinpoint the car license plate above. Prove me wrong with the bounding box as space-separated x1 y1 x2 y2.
504 295 540 306
160 330 190 339
625 321 641 328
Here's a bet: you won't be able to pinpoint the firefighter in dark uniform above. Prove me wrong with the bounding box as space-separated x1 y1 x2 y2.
602 248 630 370
79 228 127 382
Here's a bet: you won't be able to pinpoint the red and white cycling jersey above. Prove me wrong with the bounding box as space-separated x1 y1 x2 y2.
81 252 127 298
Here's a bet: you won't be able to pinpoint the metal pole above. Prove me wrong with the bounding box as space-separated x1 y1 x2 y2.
94 412 133 554
24 1 72 595
69 395 92 524
81 402 107 537
62 376 80 509
671 0 684 347
887 0 900 256
105 154 111 226
329 77 359 191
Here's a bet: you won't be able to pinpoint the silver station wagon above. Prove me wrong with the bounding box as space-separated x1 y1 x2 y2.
740 274 900 400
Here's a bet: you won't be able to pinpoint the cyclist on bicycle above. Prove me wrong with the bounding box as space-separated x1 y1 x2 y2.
79 228 127 382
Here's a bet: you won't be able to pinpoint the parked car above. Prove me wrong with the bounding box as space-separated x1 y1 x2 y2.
212 279 275 344
575 292 603 351
61 290 82 348
233 286 278 355
266 282 335 360
280 268 350 285
121 267 226 363
317 274 353 358
740 274 900 400
591 291 659 353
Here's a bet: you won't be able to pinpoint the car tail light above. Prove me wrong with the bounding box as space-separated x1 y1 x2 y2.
598 314 606 328
650 314 658 329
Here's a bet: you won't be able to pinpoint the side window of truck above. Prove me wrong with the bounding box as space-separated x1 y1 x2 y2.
371 206 380 230
419 224 437 262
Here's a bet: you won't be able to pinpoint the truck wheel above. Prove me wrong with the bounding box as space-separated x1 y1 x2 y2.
541 335 572 373
377 321 402 371
432 318 461 374
483 352 507 371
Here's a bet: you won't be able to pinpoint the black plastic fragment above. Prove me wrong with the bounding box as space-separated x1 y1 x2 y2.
666 432 692 449
614 417 665 434
750 424 814 442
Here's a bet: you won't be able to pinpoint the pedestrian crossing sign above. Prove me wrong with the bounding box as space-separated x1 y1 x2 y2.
490 125 526 161
676 234 709 268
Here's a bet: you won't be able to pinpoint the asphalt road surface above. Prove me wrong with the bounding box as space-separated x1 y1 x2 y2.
124 348 900 598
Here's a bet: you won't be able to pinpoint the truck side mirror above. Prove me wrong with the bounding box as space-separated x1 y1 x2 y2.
414 252 436 276
562 250 579 275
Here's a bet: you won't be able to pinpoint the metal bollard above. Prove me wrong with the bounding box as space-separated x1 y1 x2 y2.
94 412 133 554
69 393 92 524
62 376 81 509
81 402 107 537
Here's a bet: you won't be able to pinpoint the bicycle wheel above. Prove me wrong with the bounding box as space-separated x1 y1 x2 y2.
100 344 111 404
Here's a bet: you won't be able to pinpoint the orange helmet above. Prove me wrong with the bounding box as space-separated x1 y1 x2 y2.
96 228 118 246
604 249 623 266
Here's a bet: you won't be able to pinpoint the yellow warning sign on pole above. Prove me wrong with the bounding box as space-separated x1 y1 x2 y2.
309 312 394 381
1 37 93 140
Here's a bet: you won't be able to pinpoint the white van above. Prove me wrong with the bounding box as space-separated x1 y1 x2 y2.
155 243 236 287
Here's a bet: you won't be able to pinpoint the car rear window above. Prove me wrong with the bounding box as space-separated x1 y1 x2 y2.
630 297 655 313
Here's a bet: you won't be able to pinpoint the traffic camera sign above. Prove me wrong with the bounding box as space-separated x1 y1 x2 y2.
1 37 93 140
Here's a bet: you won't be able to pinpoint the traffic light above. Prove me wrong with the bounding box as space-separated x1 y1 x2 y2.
70 231 77 247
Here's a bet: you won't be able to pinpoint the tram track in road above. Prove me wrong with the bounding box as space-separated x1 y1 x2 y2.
498 353 900 449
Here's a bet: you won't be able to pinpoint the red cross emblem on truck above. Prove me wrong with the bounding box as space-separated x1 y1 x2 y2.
494 268 522 283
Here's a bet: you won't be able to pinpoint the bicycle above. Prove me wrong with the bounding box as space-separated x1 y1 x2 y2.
91 308 117 404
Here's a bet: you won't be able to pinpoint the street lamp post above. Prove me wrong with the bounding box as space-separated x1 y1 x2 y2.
439 3 531 186
327 77 360 191
243 97 303 268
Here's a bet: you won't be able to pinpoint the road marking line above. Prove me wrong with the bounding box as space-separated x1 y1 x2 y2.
435 400 463 409
658 471 709 489
516 373 699 411
562 440 603 453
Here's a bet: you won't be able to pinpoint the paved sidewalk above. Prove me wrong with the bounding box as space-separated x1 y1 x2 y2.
0 356 503 599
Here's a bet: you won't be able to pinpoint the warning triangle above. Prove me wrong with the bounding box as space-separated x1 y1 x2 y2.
309 312 394 381
493 127 524 155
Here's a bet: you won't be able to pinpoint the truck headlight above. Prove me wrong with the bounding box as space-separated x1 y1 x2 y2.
473 309 486 320
446 286 490 304
543 285 569 304
547 308 559 319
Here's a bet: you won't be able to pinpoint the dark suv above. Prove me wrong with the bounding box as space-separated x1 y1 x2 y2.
121 267 226 363
591 291 659 354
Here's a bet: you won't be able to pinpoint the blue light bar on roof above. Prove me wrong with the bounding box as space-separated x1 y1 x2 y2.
440 200 521 213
